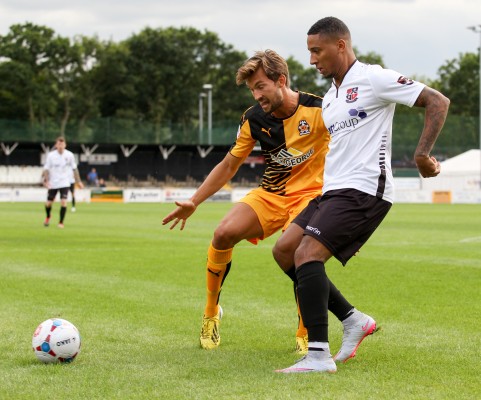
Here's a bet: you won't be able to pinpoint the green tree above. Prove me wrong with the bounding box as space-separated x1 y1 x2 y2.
432 52 479 116
48 35 104 140
286 56 328 95
68 36 103 140
0 23 57 127
48 35 79 136
124 27 253 143
200 38 251 142
95 40 137 118
392 52 481 160
355 47 385 67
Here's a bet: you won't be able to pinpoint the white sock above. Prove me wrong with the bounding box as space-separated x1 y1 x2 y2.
308 341 330 357
344 308 363 324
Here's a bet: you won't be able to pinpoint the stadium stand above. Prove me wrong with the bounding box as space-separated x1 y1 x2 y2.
0 165 43 185
0 143 264 187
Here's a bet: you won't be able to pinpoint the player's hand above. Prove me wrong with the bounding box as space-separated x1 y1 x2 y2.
162 200 197 230
415 154 440 178
78 182 84 189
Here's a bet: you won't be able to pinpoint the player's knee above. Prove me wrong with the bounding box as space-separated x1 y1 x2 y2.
294 240 316 266
272 240 285 263
294 238 331 266
273 239 296 271
272 243 280 262
212 225 237 249
272 243 281 265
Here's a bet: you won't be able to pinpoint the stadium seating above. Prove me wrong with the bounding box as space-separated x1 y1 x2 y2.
0 165 43 185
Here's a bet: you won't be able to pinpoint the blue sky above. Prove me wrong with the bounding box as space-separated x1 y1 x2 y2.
0 0 480 80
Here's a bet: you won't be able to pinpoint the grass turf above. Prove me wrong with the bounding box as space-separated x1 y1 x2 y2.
0 202 480 399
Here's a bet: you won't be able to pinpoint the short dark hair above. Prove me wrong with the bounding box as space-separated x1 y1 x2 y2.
307 17 351 40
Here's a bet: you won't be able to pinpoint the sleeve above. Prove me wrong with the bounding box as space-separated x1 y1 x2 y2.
229 114 256 159
368 66 425 108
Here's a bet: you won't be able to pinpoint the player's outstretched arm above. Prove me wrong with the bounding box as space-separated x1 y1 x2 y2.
162 200 197 230
413 86 450 178
162 153 244 230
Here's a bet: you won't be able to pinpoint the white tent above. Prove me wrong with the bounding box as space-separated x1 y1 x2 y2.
439 149 480 175
421 149 481 191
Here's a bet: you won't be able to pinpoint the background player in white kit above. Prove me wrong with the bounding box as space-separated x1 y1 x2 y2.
275 16 450 373
42 137 83 228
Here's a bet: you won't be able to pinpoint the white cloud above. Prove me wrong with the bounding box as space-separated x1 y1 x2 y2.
0 0 479 79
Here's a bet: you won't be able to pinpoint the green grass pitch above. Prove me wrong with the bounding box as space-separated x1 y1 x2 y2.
0 202 480 399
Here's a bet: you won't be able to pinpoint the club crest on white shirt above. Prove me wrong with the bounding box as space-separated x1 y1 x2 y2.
346 87 359 103
397 76 414 85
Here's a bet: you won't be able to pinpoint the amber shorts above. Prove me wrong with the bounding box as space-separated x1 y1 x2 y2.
238 187 321 244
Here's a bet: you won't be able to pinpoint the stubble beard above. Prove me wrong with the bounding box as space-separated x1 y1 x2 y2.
266 96 283 115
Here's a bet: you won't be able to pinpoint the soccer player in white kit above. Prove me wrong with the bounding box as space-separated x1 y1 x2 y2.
42 137 83 228
276 17 450 373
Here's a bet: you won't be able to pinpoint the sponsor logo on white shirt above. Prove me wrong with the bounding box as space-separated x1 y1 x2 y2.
326 108 368 136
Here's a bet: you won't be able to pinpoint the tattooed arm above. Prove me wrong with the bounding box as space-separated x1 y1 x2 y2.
412 86 450 178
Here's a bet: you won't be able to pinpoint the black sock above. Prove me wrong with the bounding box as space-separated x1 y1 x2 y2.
45 205 51 218
285 266 297 284
285 266 301 328
289 265 353 321
296 261 329 343
339 309 355 321
328 280 354 321
60 206 67 223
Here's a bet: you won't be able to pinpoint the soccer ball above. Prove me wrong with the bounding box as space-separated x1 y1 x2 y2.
32 318 81 363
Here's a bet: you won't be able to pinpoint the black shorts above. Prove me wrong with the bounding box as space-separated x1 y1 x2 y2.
293 188 392 265
47 187 69 201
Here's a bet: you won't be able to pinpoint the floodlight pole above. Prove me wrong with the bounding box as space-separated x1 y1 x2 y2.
203 84 213 145
468 25 481 189
198 92 206 144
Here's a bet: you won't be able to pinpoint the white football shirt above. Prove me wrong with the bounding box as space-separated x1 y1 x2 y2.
321 61 425 203
43 149 77 189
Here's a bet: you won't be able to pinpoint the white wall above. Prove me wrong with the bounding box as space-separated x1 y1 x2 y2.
1 182 480 203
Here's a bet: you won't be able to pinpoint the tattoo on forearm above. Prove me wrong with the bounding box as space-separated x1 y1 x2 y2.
414 88 449 156
74 169 81 183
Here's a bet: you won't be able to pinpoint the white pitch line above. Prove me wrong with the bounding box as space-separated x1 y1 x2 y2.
459 236 481 243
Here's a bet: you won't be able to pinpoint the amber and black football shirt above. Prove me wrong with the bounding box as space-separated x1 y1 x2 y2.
230 91 329 196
